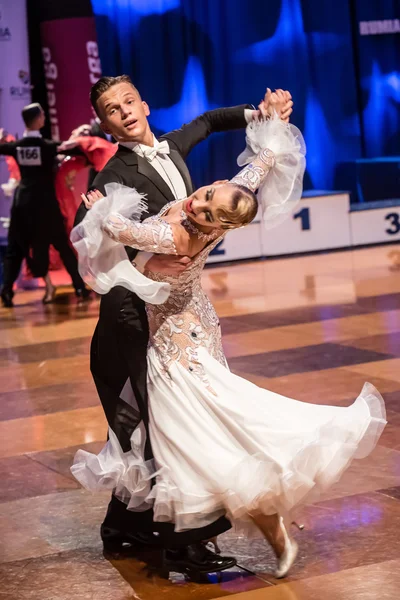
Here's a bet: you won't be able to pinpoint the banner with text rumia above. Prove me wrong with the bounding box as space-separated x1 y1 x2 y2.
0 0 31 243
354 0 400 157
40 17 102 141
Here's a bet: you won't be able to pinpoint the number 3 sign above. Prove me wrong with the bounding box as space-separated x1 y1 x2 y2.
350 206 400 245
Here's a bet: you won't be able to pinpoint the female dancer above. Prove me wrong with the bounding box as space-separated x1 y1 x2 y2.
71 115 386 578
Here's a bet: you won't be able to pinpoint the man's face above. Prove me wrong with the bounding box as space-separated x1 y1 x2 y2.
96 83 151 143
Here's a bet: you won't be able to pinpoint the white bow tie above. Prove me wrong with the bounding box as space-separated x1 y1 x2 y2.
140 140 170 162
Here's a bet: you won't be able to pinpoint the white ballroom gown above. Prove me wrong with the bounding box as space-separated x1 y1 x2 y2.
71 195 387 537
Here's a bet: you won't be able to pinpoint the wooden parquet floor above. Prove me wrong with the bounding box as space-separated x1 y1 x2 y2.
1 244 400 600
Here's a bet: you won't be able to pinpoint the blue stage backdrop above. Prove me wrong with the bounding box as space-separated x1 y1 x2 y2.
90 0 399 194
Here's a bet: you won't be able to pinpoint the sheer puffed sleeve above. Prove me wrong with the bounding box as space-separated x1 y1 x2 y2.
70 183 170 303
233 117 306 229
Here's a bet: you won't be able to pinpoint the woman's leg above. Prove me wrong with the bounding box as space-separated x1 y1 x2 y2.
251 513 286 557
42 272 56 304
28 231 56 304
250 512 298 578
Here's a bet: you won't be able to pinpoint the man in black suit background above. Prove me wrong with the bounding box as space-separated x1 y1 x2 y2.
74 75 293 575
0 103 91 307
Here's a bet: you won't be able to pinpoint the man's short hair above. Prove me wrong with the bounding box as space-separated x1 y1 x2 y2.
90 75 140 118
22 103 42 127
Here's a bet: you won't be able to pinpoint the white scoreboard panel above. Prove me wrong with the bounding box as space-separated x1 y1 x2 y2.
206 192 400 265
207 221 262 264
262 192 352 256
350 203 400 246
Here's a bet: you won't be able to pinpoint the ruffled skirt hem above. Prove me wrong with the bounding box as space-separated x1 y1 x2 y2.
71 375 386 535
147 383 385 534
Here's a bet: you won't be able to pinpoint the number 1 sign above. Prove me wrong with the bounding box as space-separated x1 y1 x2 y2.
261 192 352 256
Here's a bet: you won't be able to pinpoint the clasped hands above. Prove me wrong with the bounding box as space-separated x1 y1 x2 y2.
256 88 293 122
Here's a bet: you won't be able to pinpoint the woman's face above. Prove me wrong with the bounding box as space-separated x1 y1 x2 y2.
183 183 236 229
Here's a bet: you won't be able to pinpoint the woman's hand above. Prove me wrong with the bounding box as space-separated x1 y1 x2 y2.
80 189 104 210
58 139 80 152
258 88 293 122
70 124 91 139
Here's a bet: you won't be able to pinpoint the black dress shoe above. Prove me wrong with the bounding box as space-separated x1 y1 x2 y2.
1 289 14 308
75 287 91 300
163 543 236 575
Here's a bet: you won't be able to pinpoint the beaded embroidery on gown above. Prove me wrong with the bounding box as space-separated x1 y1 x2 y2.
144 207 227 387
71 120 386 536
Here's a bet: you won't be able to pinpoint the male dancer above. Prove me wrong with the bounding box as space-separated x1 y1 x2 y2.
0 103 90 307
75 76 293 575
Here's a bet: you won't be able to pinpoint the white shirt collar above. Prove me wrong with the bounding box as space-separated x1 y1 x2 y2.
120 134 158 155
23 130 42 138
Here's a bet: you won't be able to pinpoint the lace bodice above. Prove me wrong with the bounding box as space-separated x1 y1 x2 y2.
145 203 227 384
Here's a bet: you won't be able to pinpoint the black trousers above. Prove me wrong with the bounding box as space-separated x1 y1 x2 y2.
92 288 231 549
1 202 85 293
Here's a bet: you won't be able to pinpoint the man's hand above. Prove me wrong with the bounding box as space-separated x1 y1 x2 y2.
257 88 293 123
145 254 192 276
80 189 104 210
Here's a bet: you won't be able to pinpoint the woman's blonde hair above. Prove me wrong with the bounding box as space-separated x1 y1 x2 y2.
215 184 258 230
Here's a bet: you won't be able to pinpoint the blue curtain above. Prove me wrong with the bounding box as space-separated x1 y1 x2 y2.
92 0 365 191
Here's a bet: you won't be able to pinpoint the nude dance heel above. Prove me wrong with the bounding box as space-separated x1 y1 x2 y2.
275 517 298 579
